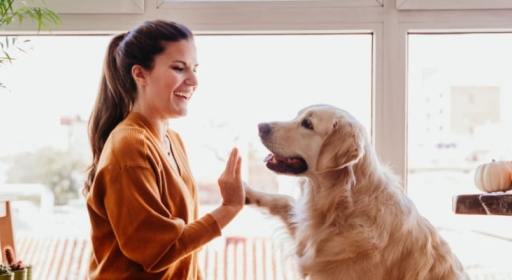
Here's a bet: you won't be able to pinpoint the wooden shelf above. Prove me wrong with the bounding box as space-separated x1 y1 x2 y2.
453 192 512 216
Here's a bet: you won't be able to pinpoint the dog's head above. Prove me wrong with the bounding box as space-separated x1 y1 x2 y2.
258 104 367 175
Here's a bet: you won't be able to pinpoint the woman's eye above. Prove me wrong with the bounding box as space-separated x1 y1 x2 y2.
301 119 313 130
172 66 184 72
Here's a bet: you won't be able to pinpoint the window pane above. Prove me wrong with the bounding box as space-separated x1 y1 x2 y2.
408 33 512 278
0 33 372 279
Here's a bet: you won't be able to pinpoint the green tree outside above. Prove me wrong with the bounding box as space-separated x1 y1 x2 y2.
3 146 87 205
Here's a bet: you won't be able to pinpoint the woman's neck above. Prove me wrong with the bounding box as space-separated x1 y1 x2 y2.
131 108 169 143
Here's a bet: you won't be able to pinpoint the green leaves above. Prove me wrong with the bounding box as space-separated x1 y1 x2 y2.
0 36 31 88
0 0 61 88
0 36 30 64
0 0 61 31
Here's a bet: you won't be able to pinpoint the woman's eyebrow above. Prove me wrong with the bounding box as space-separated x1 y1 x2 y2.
172 60 186 65
172 60 199 67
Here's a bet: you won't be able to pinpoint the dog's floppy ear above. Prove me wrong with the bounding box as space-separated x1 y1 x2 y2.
316 118 365 173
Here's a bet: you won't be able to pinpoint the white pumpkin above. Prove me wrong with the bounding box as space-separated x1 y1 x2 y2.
474 159 512 193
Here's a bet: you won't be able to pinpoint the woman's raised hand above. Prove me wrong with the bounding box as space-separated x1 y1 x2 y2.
217 147 245 210
210 147 246 229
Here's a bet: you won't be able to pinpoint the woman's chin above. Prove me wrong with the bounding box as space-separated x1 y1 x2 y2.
170 107 188 118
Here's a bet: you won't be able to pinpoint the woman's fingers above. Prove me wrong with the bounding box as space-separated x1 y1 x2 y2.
211 147 246 228
223 147 241 178
226 147 240 176
232 149 242 179
218 147 244 207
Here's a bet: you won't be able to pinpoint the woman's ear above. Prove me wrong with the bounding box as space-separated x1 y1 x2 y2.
131 65 147 86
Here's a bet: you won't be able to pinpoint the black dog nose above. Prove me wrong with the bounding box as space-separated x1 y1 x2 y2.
258 123 272 138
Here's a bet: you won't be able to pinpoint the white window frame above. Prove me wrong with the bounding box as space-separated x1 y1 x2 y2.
157 0 383 8
3 0 512 187
45 0 144 14
397 0 512 10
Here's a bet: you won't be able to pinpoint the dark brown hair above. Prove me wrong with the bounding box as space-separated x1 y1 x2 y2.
83 20 193 195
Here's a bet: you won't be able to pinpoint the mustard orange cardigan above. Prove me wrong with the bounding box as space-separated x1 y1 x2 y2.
86 112 221 280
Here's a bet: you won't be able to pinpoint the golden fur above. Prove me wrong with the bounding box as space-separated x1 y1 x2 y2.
244 104 469 280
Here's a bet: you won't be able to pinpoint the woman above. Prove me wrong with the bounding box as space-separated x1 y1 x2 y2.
84 19 246 279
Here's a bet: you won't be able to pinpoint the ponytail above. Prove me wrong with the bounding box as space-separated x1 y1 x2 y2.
83 33 134 196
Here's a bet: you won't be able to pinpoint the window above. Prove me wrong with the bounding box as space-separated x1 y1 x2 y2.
408 33 512 278
0 33 372 279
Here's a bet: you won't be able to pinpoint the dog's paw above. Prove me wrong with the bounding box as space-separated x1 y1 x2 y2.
243 181 260 205
243 181 297 222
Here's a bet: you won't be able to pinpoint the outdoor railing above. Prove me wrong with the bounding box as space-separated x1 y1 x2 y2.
15 233 298 280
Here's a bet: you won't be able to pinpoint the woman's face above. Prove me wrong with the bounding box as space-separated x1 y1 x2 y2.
134 38 199 120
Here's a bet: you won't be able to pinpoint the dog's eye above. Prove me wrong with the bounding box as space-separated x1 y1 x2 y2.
301 119 313 130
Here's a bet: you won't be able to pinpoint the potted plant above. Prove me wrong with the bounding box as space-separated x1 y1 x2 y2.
0 0 61 88
3 247 25 280
0 263 13 280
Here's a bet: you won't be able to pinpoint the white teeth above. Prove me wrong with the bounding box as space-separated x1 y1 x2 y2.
175 93 189 99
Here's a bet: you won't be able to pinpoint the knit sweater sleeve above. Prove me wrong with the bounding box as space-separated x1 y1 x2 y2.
90 127 222 273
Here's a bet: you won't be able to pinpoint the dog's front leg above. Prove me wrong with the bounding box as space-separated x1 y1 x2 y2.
244 181 297 237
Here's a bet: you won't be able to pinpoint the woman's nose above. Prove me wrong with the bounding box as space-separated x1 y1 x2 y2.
185 72 198 86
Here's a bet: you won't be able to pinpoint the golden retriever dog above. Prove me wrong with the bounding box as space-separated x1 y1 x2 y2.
244 104 469 280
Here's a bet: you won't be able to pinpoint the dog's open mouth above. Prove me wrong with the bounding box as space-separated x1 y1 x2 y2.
263 154 308 174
